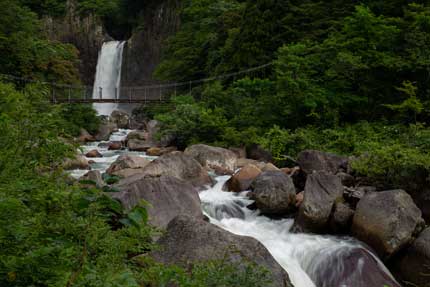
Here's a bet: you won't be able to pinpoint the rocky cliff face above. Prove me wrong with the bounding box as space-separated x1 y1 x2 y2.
121 0 181 89
42 0 110 85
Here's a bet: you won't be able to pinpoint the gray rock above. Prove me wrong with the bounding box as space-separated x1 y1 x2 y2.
117 152 212 188
126 130 148 141
127 139 152 151
185 144 238 174
297 150 348 175
229 147 247 158
394 227 430 287
112 176 203 228
337 172 355 187
110 110 130 129
352 190 425 259
95 116 118 141
151 215 293 287
249 171 296 215
308 247 401 287
330 202 354 233
106 155 150 175
295 172 344 233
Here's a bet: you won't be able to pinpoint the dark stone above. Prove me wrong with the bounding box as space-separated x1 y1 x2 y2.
297 150 348 175
150 215 293 287
110 110 130 129
112 176 203 228
337 172 355 187
393 227 430 287
246 144 273 162
329 202 354 234
95 117 118 141
307 247 401 287
294 172 344 233
352 190 425 259
249 171 296 215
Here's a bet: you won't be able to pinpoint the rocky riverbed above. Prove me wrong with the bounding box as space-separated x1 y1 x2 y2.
65 110 430 287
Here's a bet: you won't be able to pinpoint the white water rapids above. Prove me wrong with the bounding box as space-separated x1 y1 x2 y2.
200 176 398 287
92 41 125 115
71 130 398 287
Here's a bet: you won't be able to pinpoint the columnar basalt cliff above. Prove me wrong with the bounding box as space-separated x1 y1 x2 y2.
42 0 110 85
121 0 181 88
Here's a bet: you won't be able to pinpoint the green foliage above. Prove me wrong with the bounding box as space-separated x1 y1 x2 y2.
138 256 273 287
155 95 229 149
60 104 101 136
0 0 80 82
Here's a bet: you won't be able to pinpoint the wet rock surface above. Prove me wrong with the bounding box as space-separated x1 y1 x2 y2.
352 189 425 259
151 215 293 287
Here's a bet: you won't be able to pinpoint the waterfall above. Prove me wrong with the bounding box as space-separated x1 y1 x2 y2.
92 41 125 116
200 176 400 287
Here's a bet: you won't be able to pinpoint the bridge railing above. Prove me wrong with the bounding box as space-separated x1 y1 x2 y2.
0 62 274 104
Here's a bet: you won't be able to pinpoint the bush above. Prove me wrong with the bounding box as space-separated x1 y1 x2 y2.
60 104 101 136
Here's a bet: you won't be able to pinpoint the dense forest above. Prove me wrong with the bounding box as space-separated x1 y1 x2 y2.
151 0 430 190
1 0 430 286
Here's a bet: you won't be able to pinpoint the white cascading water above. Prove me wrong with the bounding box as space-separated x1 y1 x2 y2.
200 176 400 287
92 41 125 116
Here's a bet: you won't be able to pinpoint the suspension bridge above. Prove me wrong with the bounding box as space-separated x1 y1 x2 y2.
0 63 273 104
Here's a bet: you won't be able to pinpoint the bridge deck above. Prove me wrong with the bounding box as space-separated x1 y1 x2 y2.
52 98 168 104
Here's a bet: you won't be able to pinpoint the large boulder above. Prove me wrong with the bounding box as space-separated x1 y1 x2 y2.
185 144 238 174
151 215 293 287
95 116 118 141
117 152 212 188
63 154 89 170
106 155 150 175
112 176 203 228
110 110 130 129
294 172 344 233
352 190 425 259
127 139 152 151
126 130 148 141
297 150 348 175
226 164 262 192
249 171 296 215
307 247 401 287
394 227 430 287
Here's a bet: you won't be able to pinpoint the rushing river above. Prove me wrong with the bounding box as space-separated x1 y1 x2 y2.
72 130 399 287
